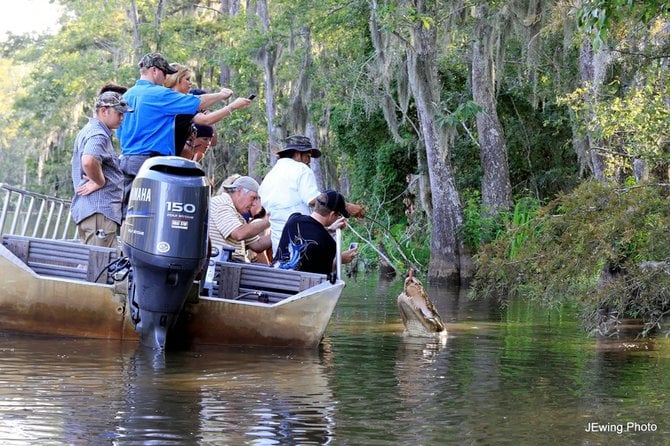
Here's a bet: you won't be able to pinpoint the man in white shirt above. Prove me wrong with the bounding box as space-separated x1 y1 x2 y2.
258 135 322 255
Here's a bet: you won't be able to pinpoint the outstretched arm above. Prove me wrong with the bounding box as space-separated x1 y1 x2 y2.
192 97 252 125
197 88 233 110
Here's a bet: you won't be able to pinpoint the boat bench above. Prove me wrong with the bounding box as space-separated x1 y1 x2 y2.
1 234 117 284
211 261 328 303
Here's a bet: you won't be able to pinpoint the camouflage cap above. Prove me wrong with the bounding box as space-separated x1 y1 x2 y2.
138 52 178 74
95 91 133 113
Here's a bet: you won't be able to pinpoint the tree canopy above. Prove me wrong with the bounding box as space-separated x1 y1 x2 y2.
1 0 669 292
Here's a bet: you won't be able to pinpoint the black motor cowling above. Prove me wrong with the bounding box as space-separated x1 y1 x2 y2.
122 156 210 349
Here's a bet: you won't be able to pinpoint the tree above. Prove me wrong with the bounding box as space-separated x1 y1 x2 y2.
405 0 473 282
471 3 513 215
255 0 281 161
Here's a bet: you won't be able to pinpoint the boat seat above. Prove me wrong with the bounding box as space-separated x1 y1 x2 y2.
1 234 118 284
212 261 328 303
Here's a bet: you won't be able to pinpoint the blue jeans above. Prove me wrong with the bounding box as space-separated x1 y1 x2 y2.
119 155 151 219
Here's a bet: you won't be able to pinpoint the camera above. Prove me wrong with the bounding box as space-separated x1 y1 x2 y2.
349 242 358 250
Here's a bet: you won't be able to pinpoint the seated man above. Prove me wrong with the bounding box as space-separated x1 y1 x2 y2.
275 189 358 275
208 176 271 262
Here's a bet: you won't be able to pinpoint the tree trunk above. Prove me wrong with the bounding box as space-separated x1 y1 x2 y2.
289 26 312 136
578 38 611 181
406 0 473 283
220 0 240 15
153 0 166 50
256 0 280 163
369 0 401 142
288 26 327 190
126 0 142 60
218 0 240 87
306 123 325 190
472 4 513 215
248 141 263 182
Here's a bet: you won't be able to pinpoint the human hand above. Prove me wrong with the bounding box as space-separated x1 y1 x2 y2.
327 216 347 233
220 87 234 100
192 148 207 162
230 97 252 111
76 177 103 196
260 212 271 229
341 247 358 264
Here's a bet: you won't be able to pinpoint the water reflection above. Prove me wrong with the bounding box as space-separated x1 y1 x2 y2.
0 337 336 445
0 276 667 445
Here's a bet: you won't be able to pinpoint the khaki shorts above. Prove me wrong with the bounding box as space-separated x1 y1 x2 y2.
77 213 119 248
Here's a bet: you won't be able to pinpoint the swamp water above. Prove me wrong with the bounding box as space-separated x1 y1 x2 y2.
0 275 667 445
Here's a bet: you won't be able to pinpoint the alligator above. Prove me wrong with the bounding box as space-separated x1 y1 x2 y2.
397 270 447 337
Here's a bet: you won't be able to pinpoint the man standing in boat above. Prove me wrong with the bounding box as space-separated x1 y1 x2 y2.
70 91 133 248
259 135 364 256
116 52 235 218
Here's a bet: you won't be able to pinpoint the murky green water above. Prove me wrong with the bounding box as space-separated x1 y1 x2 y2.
0 275 667 445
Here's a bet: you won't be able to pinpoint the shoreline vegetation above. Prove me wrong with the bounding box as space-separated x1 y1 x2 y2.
469 180 670 338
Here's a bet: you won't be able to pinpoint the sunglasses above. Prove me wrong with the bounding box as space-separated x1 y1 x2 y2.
103 99 129 108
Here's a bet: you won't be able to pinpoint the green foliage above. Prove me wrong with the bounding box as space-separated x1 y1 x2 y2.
577 0 670 49
331 101 430 272
560 68 670 177
471 180 670 336
497 90 579 199
460 191 541 253
332 102 415 214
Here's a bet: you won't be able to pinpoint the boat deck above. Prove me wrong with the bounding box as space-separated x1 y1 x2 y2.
2 234 118 284
205 261 329 304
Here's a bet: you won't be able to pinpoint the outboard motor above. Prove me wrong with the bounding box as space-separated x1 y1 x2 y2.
122 156 210 350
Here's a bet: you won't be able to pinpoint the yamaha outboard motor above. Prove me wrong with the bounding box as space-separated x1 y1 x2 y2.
122 157 209 350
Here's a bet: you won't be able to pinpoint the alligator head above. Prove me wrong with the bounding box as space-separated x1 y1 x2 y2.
397 270 447 337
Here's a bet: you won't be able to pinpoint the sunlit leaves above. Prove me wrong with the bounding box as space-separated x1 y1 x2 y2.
471 180 670 335
577 0 670 49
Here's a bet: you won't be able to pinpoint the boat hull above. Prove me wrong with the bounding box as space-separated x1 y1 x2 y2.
0 244 343 348
174 280 345 348
0 245 138 341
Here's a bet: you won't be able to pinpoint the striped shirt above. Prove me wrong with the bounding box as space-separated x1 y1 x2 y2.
208 193 259 262
70 118 123 224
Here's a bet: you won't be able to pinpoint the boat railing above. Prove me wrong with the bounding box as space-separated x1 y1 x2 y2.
0 183 77 240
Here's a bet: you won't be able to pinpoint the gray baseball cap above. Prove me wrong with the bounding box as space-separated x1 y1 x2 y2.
223 175 259 193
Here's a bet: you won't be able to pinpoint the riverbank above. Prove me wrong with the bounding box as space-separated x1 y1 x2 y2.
469 180 670 338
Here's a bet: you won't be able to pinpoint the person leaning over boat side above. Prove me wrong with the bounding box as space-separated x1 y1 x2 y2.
70 91 133 248
182 123 215 163
116 53 235 218
216 174 270 264
275 189 358 275
165 64 252 159
208 175 272 263
259 134 365 256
